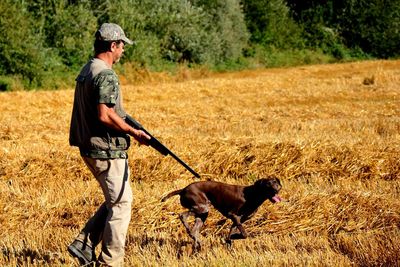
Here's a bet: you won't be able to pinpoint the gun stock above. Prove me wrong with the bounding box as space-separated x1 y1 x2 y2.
125 115 200 178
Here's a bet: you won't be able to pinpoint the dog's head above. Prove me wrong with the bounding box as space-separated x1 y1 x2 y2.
254 177 282 203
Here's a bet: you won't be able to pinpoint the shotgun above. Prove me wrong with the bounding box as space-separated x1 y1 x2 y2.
125 114 200 178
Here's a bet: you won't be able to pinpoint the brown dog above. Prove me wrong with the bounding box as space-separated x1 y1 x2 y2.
161 176 282 248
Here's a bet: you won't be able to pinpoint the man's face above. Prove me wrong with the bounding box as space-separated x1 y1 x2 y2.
112 41 125 64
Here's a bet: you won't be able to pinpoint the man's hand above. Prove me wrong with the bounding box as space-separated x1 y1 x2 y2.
130 129 151 146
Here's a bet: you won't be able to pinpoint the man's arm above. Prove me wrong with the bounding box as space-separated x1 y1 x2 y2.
97 103 150 145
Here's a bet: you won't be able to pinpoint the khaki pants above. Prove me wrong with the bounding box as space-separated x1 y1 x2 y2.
77 157 133 267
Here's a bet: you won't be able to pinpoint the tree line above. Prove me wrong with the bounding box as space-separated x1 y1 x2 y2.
0 0 398 90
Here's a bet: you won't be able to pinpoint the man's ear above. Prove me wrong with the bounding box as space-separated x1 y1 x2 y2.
110 41 117 52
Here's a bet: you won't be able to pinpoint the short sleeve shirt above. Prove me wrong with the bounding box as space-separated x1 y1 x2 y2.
93 69 125 117
95 69 119 105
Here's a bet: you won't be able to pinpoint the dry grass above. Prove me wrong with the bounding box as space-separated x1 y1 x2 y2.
0 60 399 266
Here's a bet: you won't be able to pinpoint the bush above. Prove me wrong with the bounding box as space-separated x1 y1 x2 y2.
0 1 46 85
192 0 250 62
242 0 304 50
340 0 400 58
0 76 24 92
248 45 333 67
1 0 398 91
0 1 97 88
0 76 12 92
105 0 249 67
45 3 98 68
286 0 400 59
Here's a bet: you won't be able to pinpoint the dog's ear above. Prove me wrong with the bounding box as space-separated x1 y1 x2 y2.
254 178 269 187
255 177 281 189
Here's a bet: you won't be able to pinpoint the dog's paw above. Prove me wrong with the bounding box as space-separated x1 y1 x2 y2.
178 244 193 258
216 218 227 226
193 241 202 252
229 232 246 240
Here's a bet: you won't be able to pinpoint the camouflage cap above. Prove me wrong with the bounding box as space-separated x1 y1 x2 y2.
96 23 133 45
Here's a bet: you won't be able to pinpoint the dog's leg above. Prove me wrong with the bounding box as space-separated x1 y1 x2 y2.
227 214 247 243
179 211 195 239
226 225 236 245
191 216 204 250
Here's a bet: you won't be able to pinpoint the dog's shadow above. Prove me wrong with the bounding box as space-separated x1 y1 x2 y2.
128 228 240 258
128 234 202 258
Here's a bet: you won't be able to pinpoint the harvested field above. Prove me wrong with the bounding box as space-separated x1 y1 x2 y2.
0 60 399 266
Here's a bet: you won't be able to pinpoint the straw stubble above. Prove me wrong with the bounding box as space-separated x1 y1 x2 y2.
0 60 399 266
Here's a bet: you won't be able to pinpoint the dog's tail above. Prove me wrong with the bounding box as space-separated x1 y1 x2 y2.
161 189 183 202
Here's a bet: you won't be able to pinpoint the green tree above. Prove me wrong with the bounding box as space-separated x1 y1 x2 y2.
49 4 97 67
286 0 400 58
340 0 400 58
286 0 348 58
0 1 46 84
102 0 213 67
193 0 250 63
242 0 303 49
27 0 98 68
104 0 248 67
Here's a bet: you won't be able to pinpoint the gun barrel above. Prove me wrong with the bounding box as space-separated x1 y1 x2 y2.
168 151 200 178
125 114 200 178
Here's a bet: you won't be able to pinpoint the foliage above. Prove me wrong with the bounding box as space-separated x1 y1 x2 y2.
286 0 400 59
105 0 248 67
339 0 400 58
108 0 215 66
242 0 303 49
248 45 334 67
0 76 24 92
192 0 250 62
0 1 46 85
0 0 398 90
0 0 97 89
44 3 98 67
285 0 348 59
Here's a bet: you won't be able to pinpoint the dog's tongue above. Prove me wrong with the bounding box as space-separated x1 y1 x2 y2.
272 195 282 203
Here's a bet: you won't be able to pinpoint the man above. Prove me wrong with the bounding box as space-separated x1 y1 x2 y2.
68 23 150 266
